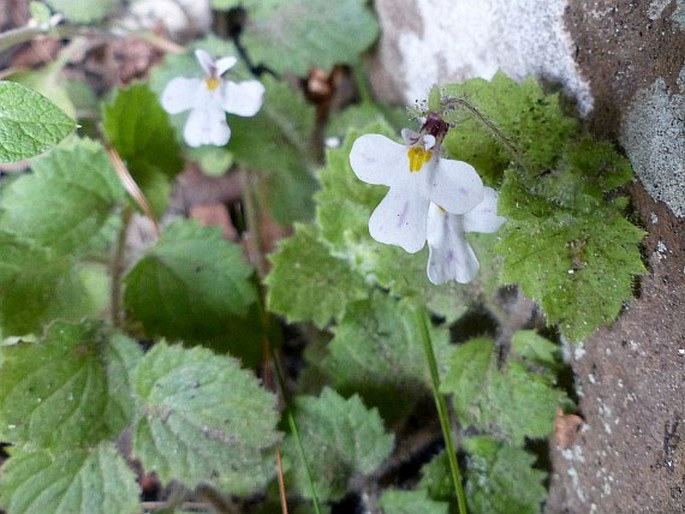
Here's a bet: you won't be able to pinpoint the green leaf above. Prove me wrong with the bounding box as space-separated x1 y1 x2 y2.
45 0 116 23
441 72 577 181
0 444 140 514
132 342 280 493
234 0 378 75
379 489 449 514
0 321 142 448
0 81 75 163
102 83 183 216
283 388 394 501
0 137 123 255
229 76 317 224
265 223 370 328
441 337 569 444
319 291 452 422
124 219 257 343
0 232 109 335
498 191 646 341
462 436 547 514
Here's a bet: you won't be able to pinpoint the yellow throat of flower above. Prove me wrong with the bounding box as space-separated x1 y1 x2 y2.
205 77 221 91
407 146 432 172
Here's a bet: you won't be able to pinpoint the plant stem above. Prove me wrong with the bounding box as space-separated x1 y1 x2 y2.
414 306 468 514
443 96 529 173
110 207 132 329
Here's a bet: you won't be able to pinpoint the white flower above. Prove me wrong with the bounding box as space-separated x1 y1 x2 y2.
161 49 265 147
426 187 506 285
349 116 484 253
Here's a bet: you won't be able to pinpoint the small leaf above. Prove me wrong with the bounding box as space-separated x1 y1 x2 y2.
0 81 75 163
265 223 370 328
0 444 140 514
0 137 123 255
124 219 257 342
462 436 547 514
236 0 379 75
103 83 183 216
283 388 394 501
132 342 280 493
379 489 449 514
0 321 142 448
45 0 116 24
441 336 569 443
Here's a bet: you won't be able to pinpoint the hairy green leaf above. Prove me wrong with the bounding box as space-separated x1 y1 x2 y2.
379 489 449 514
319 291 452 422
441 72 576 181
0 321 141 448
0 444 140 514
265 223 370 328
0 137 123 255
283 388 394 501
102 83 183 216
0 81 74 162
231 0 378 75
441 337 569 443
133 342 279 493
124 219 257 343
463 436 547 514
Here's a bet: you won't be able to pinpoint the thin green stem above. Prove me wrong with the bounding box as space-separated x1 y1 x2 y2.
414 307 468 514
110 207 132 329
270 344 324 514
443 96 530 173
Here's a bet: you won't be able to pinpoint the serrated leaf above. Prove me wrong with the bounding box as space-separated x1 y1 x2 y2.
0 321 142 447
498 200 646 341
441 337 569 443
0 81 75 162
511 329 562 368
441 72 577 181
0 137 123 255
265 223 370 328
283 388 394 501
45 0 116 23
462 436 547 514
319 291 452 422
103 83 183 216
236 0 378 75
124 219 257 343
132 342 280 493
0 443 140 514
379 489 449 514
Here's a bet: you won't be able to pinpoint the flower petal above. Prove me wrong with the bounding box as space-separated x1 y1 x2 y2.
182 91 231 147
426 204 480 284
161 77 201 114
194 49 214 75
430 158 484 215
463 187 506 233
222 80 265 116
369 186 429 253
349 134 410 187
215 56 238 76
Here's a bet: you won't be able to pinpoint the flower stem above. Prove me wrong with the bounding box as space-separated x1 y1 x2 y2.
414 306 468 514
442 96 530 173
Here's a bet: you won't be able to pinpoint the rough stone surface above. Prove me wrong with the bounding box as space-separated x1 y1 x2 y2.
367 1 685 512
